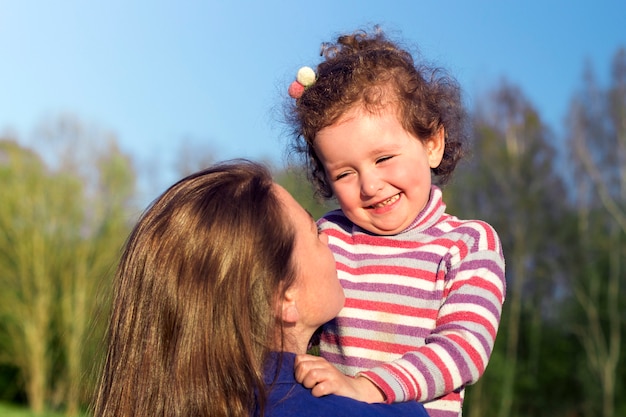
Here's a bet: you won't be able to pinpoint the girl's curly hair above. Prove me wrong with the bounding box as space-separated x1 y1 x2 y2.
287 27 468 199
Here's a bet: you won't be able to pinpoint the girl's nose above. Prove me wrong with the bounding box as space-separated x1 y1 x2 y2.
360 172 383 197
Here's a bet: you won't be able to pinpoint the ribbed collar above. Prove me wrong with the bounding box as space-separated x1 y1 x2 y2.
400 185 447 235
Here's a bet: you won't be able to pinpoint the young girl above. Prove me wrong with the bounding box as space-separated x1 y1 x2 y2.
286 28 506 417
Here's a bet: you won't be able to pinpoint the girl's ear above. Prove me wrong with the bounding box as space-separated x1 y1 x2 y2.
426 127 445 168
281 287 300 324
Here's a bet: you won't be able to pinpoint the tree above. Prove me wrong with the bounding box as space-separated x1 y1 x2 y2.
0 115 136 415
0 139 59 414
564 48 626 417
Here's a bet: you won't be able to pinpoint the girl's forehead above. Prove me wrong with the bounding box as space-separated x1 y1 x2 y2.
335 102 399 125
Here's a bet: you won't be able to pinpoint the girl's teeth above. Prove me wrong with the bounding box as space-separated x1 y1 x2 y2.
372 194 399 208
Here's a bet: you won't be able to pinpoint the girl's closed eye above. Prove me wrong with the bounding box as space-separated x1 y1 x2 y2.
376 155 394 164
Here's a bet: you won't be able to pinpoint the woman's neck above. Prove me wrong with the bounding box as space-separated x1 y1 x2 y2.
278 326 313 354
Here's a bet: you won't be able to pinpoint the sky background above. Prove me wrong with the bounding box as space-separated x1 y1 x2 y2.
1 1 625 201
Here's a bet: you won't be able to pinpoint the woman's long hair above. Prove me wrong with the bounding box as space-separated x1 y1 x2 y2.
92 160 297 417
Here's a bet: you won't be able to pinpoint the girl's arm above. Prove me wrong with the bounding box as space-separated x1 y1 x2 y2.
359 221 506 403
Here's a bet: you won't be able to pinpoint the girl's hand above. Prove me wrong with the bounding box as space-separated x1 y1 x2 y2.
294 354 385 403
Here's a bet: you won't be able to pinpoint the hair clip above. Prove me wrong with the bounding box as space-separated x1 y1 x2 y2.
288 66 316 99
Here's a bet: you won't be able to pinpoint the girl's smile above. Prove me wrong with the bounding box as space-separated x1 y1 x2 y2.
367 192 401 211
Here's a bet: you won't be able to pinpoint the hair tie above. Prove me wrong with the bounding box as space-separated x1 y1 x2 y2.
288 66 316 99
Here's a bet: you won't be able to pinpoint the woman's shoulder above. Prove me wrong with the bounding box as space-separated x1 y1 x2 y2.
266 386 427 417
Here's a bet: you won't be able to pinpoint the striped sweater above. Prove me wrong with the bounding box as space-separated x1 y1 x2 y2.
318 186 506 417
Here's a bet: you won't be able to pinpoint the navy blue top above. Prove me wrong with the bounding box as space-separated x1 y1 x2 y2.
258 352 428 417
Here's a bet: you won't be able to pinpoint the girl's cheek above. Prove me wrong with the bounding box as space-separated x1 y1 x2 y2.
333 186 352 203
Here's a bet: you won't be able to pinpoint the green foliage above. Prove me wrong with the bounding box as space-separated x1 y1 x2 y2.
274 164 337 220
0 401 83 417
0 119 136 416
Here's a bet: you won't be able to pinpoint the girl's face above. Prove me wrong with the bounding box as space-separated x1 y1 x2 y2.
314 107 444 235
274 185 344 345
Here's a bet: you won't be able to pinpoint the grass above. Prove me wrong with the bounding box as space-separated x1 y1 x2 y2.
0 402 71 417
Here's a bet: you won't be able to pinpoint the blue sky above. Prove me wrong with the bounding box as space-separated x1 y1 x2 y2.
1 1 625 197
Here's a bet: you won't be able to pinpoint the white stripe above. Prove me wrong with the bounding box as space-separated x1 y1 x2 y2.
338 270 445 291
339 327 429 348
340 307 435 329
425 397 462 412
330 234 453 256
348 288 440 306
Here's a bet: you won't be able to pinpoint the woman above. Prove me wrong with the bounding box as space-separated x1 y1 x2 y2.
92 159 427 417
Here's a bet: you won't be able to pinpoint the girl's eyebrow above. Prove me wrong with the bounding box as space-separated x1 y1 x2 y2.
368 143 401 156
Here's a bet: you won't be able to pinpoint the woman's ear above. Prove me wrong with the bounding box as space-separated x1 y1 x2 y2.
426 127 445 168
281 287 300 324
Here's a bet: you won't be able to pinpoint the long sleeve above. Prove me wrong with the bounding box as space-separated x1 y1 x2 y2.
358 220 505 403
318 186 506 417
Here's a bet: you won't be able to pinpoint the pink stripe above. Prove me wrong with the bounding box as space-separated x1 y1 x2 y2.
345 297 436 318
340 336 415 355
439 311 498 340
